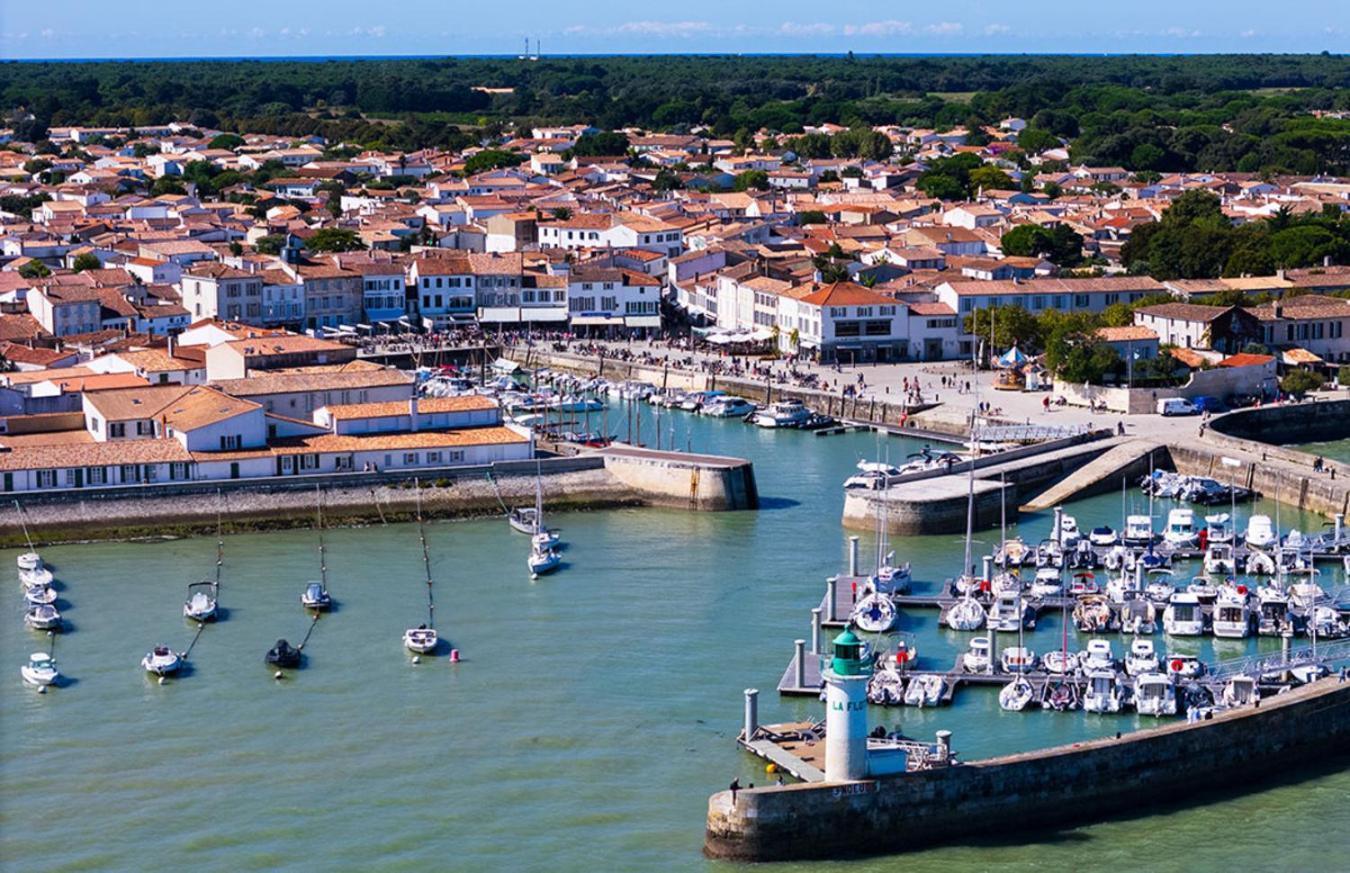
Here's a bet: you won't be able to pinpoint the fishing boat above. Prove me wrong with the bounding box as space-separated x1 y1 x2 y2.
1204 513 1235 545
1163 509 1198 548
752 400 811 428
1081 638 1117 673
20 652 60 687
1256 585 1293 636
528 544 562 577
141 645 183 676
851 592 898 633
266 639 301 668
866 668 906 706
1163 591 1205 636
1122 515 1154 547
24 603 62 631
1000 646 1038 674
301 581 332 610
1244 515 1277 550
1125 639 1161 677
1202 543 1236 577
1220 674 1260 709
1134 673 1178 717
945 596 986 631
23 582 57 606
962 637 992 673
182 582 219 622
1082 671 1124 714
1042 649 1079 675
903 674 944 707
1212 586 1252 638
1089 526 1119 547
999 677 1036 711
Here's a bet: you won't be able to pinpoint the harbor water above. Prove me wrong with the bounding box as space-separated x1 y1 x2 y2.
4 407 1348 872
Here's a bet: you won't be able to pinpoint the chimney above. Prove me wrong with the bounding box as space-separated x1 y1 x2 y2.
167 333 175 357
409 393 419 431
1276 268 1286 281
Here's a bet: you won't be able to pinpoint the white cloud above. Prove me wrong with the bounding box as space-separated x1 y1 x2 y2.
779 22 836 37
983 24 1011 36
615 20 713 37
40 28 55 39
926 22 963 35
1162 26 1201 38
350 25 387 38
1241 29 1259 38
843 20 913 37
249 27 266 39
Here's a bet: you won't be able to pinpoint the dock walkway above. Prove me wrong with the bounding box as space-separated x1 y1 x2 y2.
1023 439 1165 511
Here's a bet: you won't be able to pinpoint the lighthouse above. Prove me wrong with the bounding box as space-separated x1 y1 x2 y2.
823 627 872 782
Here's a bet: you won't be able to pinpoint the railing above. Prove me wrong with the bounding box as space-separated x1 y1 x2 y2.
1208 638 1350 680
978 424 1093 443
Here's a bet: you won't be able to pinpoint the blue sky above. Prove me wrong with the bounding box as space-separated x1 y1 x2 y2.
2 0 1346 59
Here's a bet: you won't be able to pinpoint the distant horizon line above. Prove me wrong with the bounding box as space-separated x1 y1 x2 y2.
3 50 1341 63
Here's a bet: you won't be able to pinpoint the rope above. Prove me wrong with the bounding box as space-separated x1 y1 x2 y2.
486 470 510 516
371 489 388 525
181 621 208 659
296 613 322 651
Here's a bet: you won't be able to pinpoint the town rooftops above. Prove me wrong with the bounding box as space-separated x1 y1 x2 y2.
320 395 497 420
1135 302 1234 323
1218 353 1275 368
797 282 896 307
1094 326 1159 342
211 368 413 397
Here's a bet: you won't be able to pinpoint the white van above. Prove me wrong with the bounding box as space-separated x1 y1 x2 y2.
1157 398 1198 416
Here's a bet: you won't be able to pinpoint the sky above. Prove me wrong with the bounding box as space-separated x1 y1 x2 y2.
1 0 1347 59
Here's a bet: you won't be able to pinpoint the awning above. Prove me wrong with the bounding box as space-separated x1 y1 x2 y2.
478 307 521 323
571 316 625 326
624 316 662 328
522 309 569 322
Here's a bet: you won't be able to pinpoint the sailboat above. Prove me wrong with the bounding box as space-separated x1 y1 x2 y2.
868 444 910 594
13 500 46 578
185 507 225 622
404 486 440 655
301 489 333 611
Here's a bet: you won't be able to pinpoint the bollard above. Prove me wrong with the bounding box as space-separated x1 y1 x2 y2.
848 536 860 577
744 688 759 741
1281 628 1293 667
810 608 822 655
989 625 997 675
826 577 838 623
1336 513 1345 544
1134 560 1143 593
795 639 806 689
981 555 993 587
1053 506 1064 547
936 729 952 761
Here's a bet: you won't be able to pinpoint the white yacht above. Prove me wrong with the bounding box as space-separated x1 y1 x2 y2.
1212 588 1252 638
945 597 986 631
1082 671 1124 714
844 461 906 491
1081 638 1116 673
962 637 992 673
1204 513 1235 545
141 645 183 676
1125 639 1161 676
753 400 811 428
999 677 1036 711
1202 543 1236 577
1220 674 1260 709
702 396 756 418
1244 515 1277 550
1134 673 1178 717
1123 515 1154 546
24 603 62 631
1163 591 1205 636
1089 526 1119 547
183 582 219 623
851 592 898 633
1163 509 1198 548
20 652 60 687
1000 646 1038 674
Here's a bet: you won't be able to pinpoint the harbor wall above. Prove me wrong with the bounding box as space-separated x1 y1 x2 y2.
1054 362 1278 414
600 448 758 511
0 457 635 546
705 677 1350 862
1208 398 1350 447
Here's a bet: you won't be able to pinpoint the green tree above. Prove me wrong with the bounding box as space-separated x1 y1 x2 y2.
798 210 828 225
209 133 245 150
461 149 526 175
71 252 101 272
18 260 51 279
1280 368 1323 397
969 165 1014 192
733 170 769 192
1000 224 1084 266
1015 128 1060 155
569 131 630 157
305 228 363 253
254 235 284 255
963 305 1042 354
551 207 573 220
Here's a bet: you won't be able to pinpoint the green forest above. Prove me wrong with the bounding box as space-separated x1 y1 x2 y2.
3 54 1350 173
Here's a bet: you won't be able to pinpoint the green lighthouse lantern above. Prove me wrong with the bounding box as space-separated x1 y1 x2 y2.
830 628 870 677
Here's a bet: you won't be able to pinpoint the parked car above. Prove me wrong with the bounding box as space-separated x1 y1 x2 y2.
1157 398 1199 416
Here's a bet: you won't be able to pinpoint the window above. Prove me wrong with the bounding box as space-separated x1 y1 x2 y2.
300 455 319 470
65 469 80 487
136 421 153 436
170 462 189 480
449 450 465 463
403 452 419 465
120 464 140 482
87 467 107 485
37 470 56 489
220 434 242 450
426 451 442 463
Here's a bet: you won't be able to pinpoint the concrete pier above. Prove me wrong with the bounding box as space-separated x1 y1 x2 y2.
1022 439 1166 511
597 445 758 510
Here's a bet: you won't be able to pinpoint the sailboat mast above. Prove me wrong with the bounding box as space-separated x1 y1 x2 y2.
316 486 328 588
416 484 435 629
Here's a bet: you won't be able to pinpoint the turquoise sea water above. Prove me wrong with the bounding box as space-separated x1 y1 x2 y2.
3 409 1347 872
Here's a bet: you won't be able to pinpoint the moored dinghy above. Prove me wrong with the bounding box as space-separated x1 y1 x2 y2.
141 645 182 676
24 603 62 631
903 674 944 707
183 581 219 622
20 651 61 687
266 639 301 668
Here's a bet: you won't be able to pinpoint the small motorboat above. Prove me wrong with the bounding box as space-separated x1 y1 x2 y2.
1082 670 1124 714
1081 638 1116 673
843 461 906 491
1103 545 1130 572
990 571 1024 597
999 677 1036 711
20 652 60 687
403 624 439 654
1073 595 1112 633
1042 681 1078 711
1220 674 1260 709
1122 515 1154 547
945 596 986 631
872 559 912 595
183 581 219 622
301 581 332 610
1186 575 1219 604
18 565 53 587
1163 592 1205 636
994 538 1030 568
1089 525 1119 547
1000 646 1038 674
266 639 301 668
141 645 182 676
1245 550 1277 576
1286 571 1325 611
753 399 811 428
16 551 42 572
1125 639 1161 677
24 603 62 631
1256 586 1292 636
23 583 57 606
1068 539 1100 570
1058 515 1081 548
1307 606 1345 639
1043 649 1079 675
988 591 1033 632
1166 656 1205 680
532 529 561 551
866 668 906 705
1203 543 1236 577
1035 539 1064 569
1029 567 1063 598
528 544 562 577
1244 515 1277 550
1204 513 1235 545
1144 569 1176 604
702 396 756 418
962 637 992 673
508 506 540 535
1134 673 1178 717
1068 571 1100 596
903 674 944 707
1212 586 1252 639
1119 599 1158 635
851 592 898 633
1163 509 1198 548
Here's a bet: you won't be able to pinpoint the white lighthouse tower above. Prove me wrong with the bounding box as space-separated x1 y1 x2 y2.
823 627 872 782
